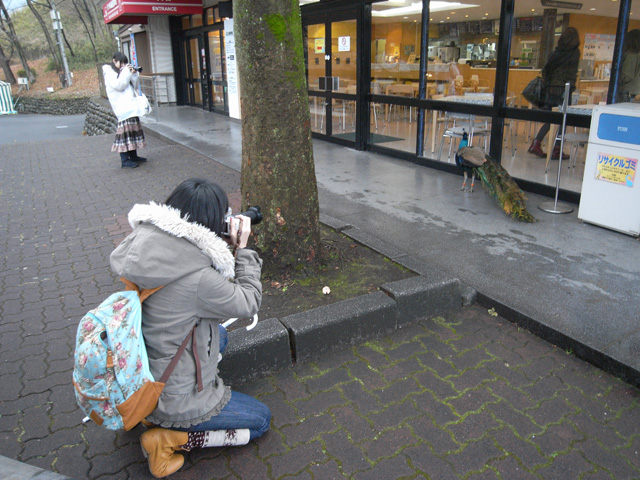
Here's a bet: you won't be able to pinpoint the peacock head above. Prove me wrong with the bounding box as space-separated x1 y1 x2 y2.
460 130 469 147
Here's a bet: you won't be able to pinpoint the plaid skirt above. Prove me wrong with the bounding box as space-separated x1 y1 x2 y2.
111 117 146 153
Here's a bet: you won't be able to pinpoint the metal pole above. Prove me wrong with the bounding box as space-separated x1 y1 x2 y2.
51 5 72 87
538 82 574 214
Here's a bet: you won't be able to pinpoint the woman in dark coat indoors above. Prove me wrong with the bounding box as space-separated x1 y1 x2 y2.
528 27 581 160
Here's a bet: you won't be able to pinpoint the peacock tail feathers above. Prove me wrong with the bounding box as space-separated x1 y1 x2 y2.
476 157 536 223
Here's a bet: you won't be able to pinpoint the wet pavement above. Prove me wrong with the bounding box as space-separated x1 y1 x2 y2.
0 108 639 478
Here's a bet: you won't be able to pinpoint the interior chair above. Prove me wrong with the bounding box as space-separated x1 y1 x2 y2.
564 128 590 168
544 86 590 173
426 94 445 154
386 83 417 123
503 93 518 156
437 112 491 162
370 81 385 130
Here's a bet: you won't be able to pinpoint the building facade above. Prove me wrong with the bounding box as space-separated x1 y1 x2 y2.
103 0 639 201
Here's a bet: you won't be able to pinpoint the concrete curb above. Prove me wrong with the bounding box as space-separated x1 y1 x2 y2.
475 292 640 388
220 219 466 386
282 290 399 364
0 455 73 479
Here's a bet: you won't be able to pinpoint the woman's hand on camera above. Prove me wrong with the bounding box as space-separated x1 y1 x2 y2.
229 215 251 249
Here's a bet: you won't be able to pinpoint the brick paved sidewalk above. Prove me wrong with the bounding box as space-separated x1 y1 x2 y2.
1 135 640 479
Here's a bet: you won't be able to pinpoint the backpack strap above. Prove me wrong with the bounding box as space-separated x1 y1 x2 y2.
121 277 164 303
158 324 203 392
121 277 204 392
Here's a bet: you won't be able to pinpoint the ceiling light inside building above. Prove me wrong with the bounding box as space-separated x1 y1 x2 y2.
373 1 479 17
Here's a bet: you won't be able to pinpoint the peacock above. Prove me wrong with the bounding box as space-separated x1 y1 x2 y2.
455 132 536 222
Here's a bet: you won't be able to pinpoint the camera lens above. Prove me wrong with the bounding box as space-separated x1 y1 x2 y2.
243 206 263 225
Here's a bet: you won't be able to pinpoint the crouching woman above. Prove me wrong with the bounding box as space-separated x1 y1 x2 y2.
110 178 270 478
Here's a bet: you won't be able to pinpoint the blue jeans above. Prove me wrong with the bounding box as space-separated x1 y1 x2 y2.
179 325 271 440
184 391 271 440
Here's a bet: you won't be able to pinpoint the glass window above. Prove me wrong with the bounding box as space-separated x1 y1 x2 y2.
512 2 620 110
306 23 325 92
332 19 357 90
181 16 190 30
503 1 622 194
371 1 422 95
427 1 498 99
192 14 203 28
618 0 640 103
206 8 214 25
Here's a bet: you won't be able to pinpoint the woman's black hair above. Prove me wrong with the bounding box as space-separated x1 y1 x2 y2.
111 52 129 74
165 178 229 236
558 27 580 50
624 29 640 54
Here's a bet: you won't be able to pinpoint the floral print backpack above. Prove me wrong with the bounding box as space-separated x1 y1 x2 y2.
72 283 199 430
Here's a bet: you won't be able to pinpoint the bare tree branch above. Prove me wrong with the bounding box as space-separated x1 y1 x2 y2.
0 0 35 82
25 0 61 70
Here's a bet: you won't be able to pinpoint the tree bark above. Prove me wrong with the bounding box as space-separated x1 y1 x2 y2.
60 25 75 57
25 0 61 71
234 0 321 275
0 0 35 83
0 41 16 83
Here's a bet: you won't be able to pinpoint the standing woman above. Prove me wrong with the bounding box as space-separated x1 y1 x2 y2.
103 52 147 168
619 29 640 102
110 178 270 478
527 27 581 160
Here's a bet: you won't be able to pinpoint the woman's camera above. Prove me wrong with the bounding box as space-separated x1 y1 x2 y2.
128 65 143 73
224 206 263 237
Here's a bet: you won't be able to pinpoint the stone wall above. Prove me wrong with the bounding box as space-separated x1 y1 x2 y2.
18 96 89 115
84 97 117 136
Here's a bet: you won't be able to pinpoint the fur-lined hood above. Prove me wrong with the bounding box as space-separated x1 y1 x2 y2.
110 202 235 288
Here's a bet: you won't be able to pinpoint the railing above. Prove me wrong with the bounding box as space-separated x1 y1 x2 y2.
139 74 175 104
97 63 176 112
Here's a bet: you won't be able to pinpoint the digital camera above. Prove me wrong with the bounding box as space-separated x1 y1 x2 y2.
224 206 263 237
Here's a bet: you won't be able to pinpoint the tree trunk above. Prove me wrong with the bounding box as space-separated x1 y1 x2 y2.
60 25 75 57
72 0 98 62
0 0 35 83
25 0 61 71
79 0 97 39
0 41 16 83
234 0 321 276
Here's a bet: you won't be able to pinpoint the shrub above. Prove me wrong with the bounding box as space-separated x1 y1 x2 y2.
45 57 59 72
68 37 118 70
17 68 37 79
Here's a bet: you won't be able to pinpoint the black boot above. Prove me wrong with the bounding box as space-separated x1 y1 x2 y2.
130 150 147 163
120 152 139 168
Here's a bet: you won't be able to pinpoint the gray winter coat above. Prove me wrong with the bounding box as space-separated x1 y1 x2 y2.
110 202 262 428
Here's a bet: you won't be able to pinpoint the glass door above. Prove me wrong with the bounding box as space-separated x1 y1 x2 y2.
207 28 228 113
305 13 358 143
184 36 207 108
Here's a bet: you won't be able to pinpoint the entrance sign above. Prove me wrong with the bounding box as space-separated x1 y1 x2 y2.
103 0 202 24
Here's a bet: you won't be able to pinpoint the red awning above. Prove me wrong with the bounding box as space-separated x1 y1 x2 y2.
103 0 202 24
